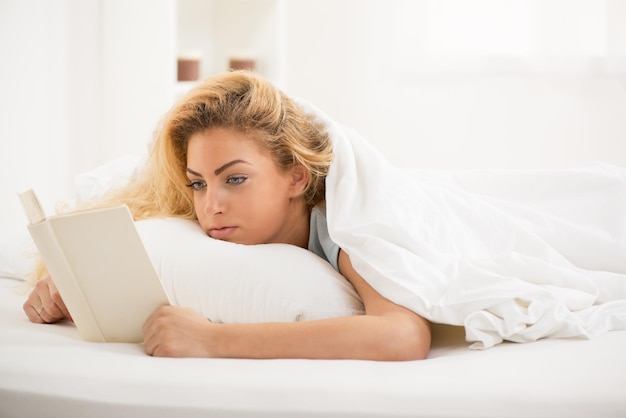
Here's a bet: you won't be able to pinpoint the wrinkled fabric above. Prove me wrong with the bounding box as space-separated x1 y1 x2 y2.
296 98 626 349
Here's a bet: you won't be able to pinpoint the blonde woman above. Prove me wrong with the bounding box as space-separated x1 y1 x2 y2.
23 71 432 361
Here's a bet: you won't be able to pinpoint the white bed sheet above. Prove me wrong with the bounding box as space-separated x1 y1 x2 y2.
1 277 625 418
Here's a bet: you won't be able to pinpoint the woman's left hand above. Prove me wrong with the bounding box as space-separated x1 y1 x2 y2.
143 306 215 357
23 275 72 324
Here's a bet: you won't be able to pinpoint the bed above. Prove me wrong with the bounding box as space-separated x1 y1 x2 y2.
2 189 626 418
1 211 625 418
1 274 625 418
1 215 626 417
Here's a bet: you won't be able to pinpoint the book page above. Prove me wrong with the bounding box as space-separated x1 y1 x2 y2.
18 189 46 224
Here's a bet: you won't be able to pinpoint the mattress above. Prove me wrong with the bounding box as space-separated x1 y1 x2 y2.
1 277 625 418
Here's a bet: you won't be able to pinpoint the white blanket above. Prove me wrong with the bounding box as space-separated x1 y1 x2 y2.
297 99 626 349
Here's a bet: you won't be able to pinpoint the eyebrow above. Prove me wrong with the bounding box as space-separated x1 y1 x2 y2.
186 159 251 177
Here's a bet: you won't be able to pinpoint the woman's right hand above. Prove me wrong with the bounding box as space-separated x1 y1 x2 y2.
23 276 71 324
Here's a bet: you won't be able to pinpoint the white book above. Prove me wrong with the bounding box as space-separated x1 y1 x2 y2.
18 189 170 343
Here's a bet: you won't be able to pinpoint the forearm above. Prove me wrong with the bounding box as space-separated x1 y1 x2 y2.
144 248 432 361
211 313 430 361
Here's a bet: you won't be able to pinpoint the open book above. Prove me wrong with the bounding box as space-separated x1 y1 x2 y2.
19 189 170 343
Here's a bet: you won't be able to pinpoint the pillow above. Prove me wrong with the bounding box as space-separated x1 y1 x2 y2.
6 155 364 322
136 217 364 323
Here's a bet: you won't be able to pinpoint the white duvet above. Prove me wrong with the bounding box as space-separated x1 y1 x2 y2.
298 99 626 349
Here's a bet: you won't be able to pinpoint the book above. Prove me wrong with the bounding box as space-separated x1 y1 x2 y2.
18 189 170 343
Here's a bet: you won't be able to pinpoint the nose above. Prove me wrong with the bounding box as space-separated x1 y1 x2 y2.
202 184 224 216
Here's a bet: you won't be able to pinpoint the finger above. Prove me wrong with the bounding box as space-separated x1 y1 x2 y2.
143 333 156 356
142 305 171 334
23 293 45 324
142 309 156 337
36 279 58 322
36 278 66 323
24 281 48 323
142 311 159 355
47 278 71 319
142 322 161 356
143 307 175 356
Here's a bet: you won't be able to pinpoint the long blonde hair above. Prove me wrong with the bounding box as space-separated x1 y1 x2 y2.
31 71 333 281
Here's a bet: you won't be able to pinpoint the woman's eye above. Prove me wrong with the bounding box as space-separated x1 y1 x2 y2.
227 176 247 185
185 180 206 190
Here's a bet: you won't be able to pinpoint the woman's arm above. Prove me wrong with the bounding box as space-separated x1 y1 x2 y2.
143 250 431 361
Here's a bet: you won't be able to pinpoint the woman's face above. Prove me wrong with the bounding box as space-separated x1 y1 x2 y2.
186 128 306 245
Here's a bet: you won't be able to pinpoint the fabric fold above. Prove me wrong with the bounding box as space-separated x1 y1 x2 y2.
296 97 626 349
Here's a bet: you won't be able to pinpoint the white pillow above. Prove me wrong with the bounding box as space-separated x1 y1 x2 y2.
6 155 364 322
136 218 364 323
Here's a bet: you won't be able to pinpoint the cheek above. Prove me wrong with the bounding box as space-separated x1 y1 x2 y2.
192 195 206 223
253 190 291 221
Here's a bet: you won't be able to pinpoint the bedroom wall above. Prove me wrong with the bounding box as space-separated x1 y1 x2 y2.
282 0 626 170
0 0 175 237
0 1 71 236
1 0 625 237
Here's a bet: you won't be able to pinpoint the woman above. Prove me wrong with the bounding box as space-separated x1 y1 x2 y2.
23 71 432 361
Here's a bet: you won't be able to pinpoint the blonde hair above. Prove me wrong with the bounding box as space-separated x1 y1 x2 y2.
30 71 333 282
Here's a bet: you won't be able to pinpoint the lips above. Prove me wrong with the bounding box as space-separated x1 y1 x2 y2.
208 226 238 240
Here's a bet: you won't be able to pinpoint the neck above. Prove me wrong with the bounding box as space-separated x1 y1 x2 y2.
281 201 311 249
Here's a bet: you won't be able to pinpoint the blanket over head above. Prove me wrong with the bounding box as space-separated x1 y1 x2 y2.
296 99 626 349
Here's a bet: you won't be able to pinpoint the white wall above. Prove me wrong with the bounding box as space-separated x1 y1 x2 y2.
0 0 71 234
283 0 626 170
99 0 177 164
2 0 625 237
0 0 176 236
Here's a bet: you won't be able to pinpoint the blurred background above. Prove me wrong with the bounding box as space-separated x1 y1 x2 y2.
1 0 625 235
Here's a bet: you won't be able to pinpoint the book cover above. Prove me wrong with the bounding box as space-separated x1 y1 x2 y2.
19 189 170 343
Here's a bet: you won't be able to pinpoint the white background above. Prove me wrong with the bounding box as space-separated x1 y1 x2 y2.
1 0 625 236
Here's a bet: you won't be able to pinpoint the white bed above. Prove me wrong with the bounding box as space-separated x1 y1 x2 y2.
2 193 626 418
1 276 625 418
2 189 626 417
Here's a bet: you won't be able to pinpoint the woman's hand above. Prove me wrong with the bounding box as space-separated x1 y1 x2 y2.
23 276 71 324
143 306 216 357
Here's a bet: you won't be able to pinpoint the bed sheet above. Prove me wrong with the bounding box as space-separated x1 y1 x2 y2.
1 277 625 418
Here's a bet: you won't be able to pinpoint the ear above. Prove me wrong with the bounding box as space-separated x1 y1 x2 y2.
288 165 309 198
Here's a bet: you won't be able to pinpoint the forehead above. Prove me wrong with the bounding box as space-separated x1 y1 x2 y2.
186 128 278 171
188 127 257 149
